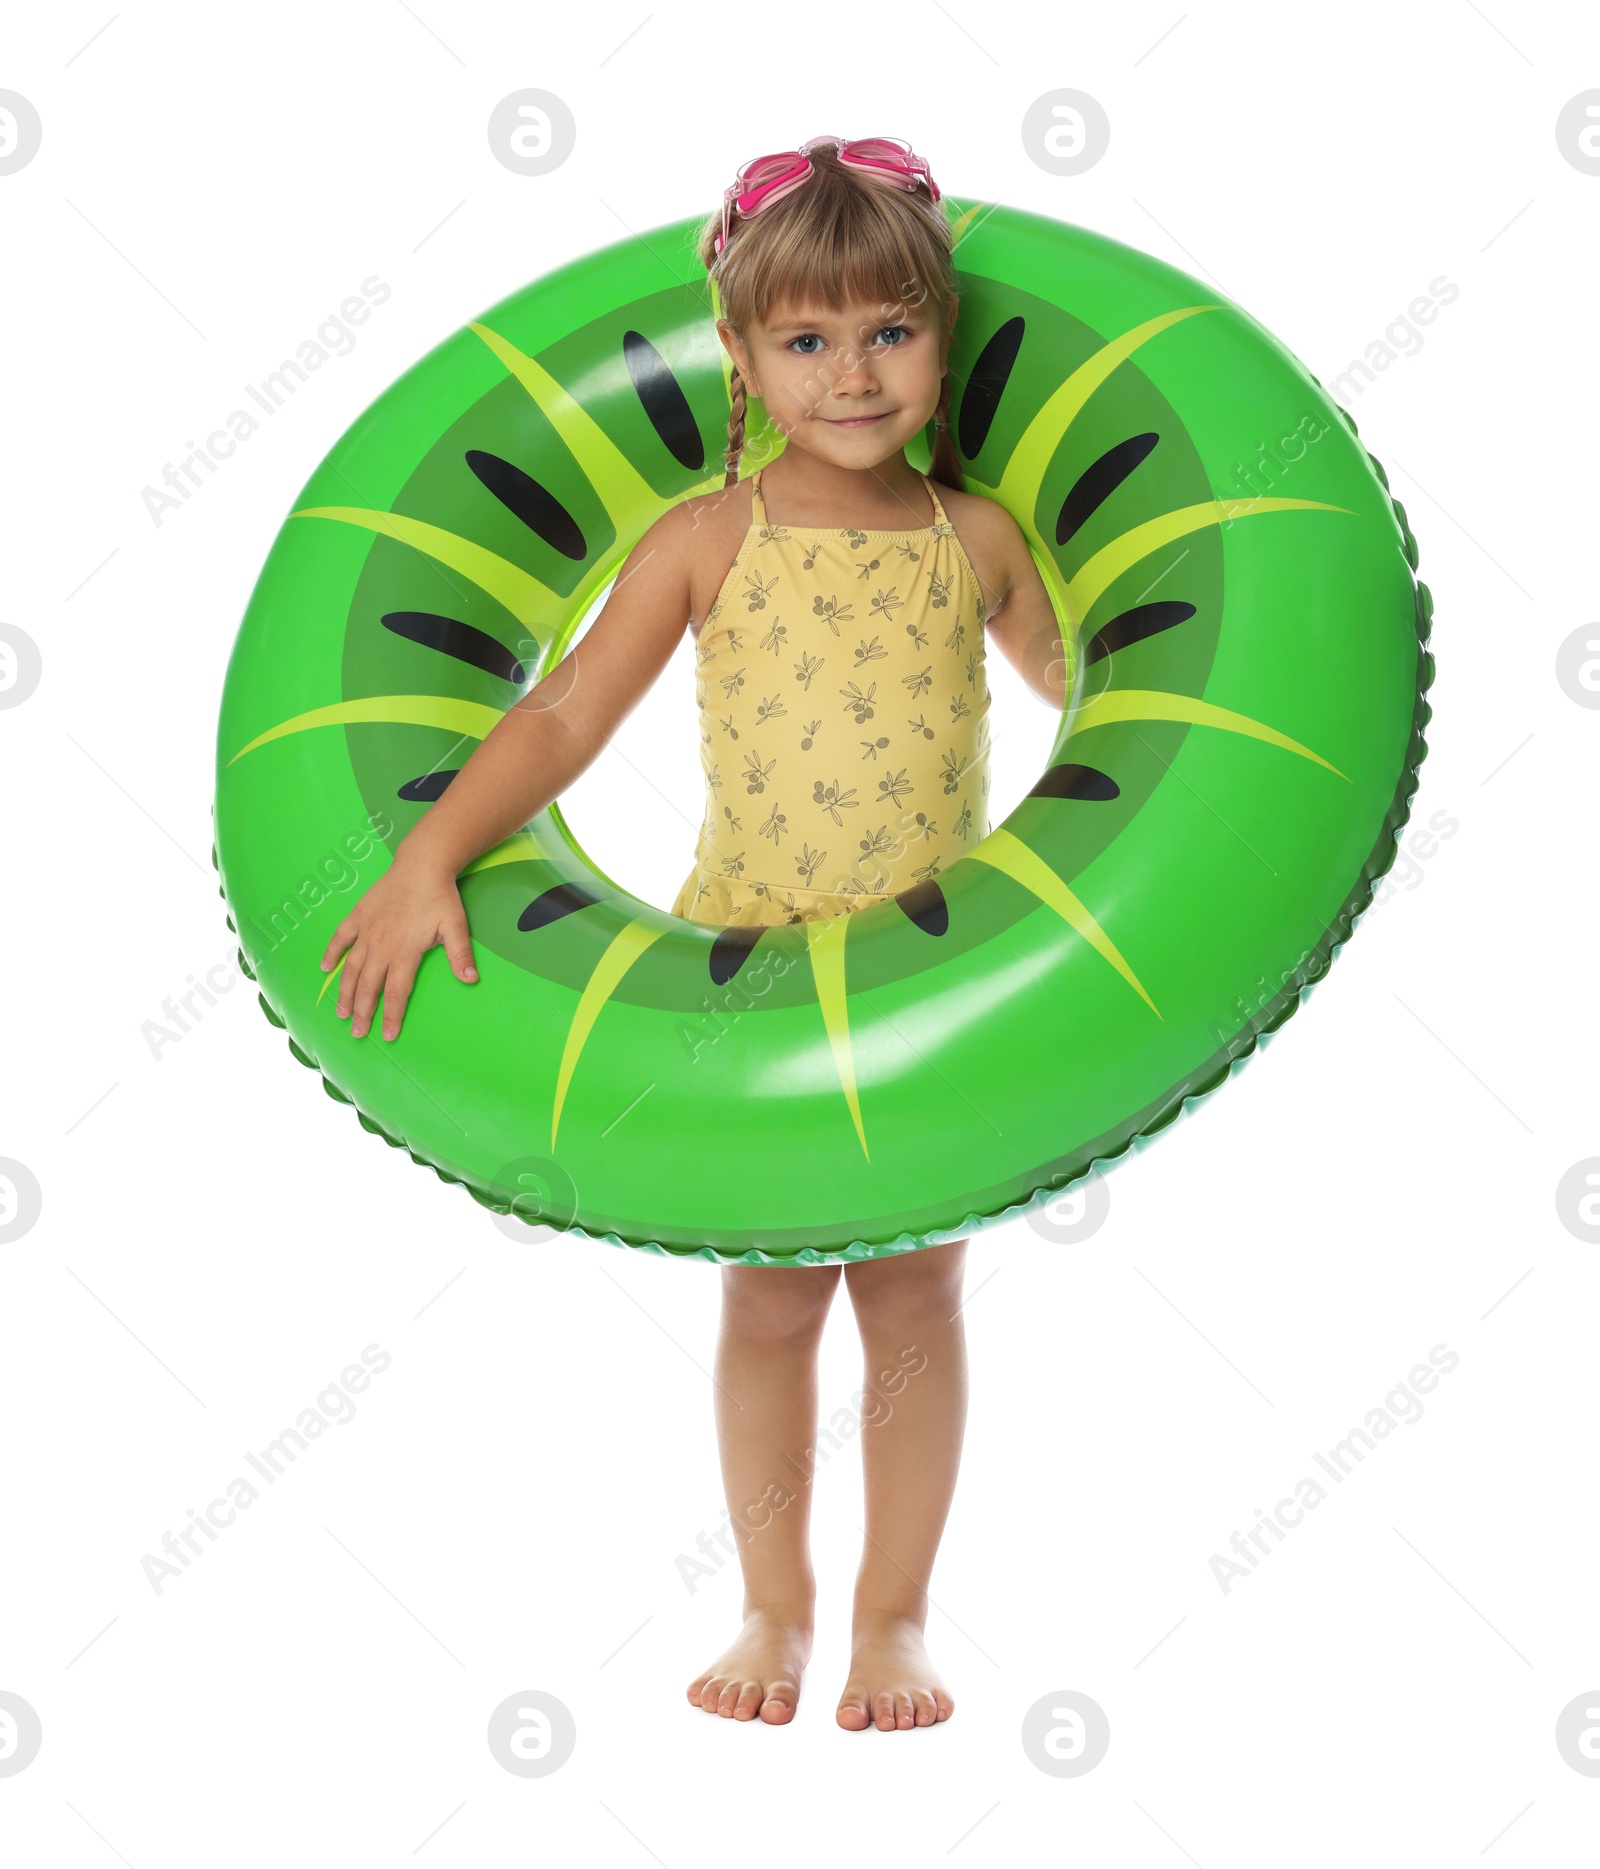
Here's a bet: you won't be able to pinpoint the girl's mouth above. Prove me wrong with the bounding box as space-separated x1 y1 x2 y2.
824 412 891 428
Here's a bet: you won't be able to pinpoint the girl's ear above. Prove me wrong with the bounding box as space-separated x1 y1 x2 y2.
717 317 759 396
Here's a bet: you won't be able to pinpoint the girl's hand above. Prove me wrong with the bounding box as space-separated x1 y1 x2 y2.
320 853 479 1041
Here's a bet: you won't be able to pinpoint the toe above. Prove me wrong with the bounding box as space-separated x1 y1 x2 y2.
696 1675 726 1713
874 1691 897 1731
686 1672 712 1705
895 1692 916 1730
716 1680 748 1718
911 1690 937 1726
837 1692 872 1731
933 1690 955 1721
760 1682 798 1724
732 1681 763 1721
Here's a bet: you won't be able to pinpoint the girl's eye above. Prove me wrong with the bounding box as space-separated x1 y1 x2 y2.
787 326 910 356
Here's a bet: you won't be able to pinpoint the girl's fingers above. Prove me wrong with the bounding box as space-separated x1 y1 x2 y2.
321 916 358 973
349 955 389 1039
336 943 368 1020
442 911 478 983
331 899 474 1039
379 952 421 1040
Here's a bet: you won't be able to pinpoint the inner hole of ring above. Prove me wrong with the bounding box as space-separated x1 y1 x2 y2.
552 567 1061 916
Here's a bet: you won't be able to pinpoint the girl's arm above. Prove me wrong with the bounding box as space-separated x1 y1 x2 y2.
978 506 1073 709
321 509 695 1040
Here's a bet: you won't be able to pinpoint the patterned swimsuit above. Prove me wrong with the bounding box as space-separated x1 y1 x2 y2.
671 466 992 928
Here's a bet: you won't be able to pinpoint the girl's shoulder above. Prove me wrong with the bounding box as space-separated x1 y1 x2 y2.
936 485 1016 619
677 481 758 635
935 482 1000 534
677 478 756 534
676 481 757 567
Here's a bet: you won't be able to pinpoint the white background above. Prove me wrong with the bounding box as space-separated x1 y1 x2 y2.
2 2 1595 1862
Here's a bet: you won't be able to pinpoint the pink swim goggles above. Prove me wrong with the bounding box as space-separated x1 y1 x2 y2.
715 134 941 256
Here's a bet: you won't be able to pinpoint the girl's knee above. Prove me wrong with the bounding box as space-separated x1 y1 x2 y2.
845 1238 967 1329
720 1262 840 1340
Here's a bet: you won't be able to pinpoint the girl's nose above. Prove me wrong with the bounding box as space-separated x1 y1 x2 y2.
826 347 880 393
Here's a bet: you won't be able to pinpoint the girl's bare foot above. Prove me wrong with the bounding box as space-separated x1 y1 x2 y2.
836 1612 954 1731
687 1606 814 1723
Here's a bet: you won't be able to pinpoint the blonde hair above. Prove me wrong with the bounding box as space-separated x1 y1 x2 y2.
698 142 962 493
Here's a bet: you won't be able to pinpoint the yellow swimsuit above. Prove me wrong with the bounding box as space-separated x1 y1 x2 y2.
671 466 992 928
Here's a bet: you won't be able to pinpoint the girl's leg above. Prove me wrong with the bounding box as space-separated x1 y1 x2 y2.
836 1237 969 1731
687 1260 842 1723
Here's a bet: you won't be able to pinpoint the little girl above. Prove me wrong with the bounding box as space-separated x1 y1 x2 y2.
323 134 1064 1732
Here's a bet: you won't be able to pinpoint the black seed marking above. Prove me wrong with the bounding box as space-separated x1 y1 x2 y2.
466 450 587 559
894 877 950 936
623 329 704 472
518 883 602 932
1029 763 1121 802
1056 433 1160 545
382 610 528 683
399 770 458 803
1085 601 1197 664
709 925 764 986
959 317 1024 459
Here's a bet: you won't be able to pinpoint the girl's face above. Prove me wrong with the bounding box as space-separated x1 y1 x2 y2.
720 290 957 467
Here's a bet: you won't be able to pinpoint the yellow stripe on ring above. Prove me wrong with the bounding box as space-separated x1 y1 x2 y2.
806 910 870 1162
227 693 505 764
1068 497 1352 623
291 506 556 625
966 827 1161 1018
1068 688 1348 778
551 918 666 1152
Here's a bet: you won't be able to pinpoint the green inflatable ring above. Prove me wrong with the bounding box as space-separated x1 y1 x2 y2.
213 200 1433 1266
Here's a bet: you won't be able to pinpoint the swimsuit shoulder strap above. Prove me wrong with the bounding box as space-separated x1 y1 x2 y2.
922 474 950 527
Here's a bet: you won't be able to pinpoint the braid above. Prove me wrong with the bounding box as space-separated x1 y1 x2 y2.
723 367 749 488
928 371 965 494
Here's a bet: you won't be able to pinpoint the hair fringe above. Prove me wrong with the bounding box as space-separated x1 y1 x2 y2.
701 144 965 495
